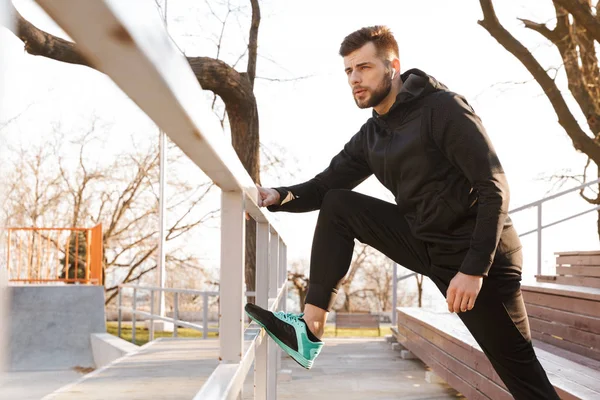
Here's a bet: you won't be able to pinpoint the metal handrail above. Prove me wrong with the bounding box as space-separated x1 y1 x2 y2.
509 177 600 275
509 177 600 213
116 285 260 342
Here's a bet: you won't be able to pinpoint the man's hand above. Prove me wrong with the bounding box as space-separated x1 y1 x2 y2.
446 272 483 313
246 186 281 220
257 186 280 207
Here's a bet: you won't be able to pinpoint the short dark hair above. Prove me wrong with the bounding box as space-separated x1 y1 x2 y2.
339 26 399 61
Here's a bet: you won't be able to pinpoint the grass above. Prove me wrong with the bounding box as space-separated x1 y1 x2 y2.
106 321 218 346
107 321 392 346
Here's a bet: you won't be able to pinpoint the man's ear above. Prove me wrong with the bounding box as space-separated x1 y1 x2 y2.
391 58 400 79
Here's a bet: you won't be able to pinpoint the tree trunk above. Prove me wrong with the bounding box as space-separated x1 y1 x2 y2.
597 172 600 241
416 274 424 308
343 284 351 312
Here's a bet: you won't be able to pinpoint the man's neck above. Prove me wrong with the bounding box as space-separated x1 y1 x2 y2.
373 78 403 116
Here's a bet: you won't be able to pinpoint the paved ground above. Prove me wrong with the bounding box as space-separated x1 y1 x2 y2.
0 369 85 400
259 338 463 400
5 337 463 399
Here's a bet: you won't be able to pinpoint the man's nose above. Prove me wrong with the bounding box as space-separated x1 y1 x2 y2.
349 70 361 85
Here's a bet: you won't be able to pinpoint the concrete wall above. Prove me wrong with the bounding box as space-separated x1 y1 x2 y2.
8 285 106 371
90 333 138 369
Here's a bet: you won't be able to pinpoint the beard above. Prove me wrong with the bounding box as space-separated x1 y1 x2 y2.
354 76 392 109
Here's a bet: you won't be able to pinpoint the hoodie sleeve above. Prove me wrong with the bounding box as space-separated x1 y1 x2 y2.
430 92 510 277
267 126 372 213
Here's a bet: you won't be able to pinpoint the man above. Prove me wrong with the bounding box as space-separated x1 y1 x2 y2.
245 26 560 399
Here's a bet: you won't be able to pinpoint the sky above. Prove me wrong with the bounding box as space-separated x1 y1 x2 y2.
1 0 599 294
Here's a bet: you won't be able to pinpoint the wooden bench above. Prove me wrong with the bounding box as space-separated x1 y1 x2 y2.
394 307 600 400
522 282 600 363
526 250 600 363
335 312 380 336
536 250 600 289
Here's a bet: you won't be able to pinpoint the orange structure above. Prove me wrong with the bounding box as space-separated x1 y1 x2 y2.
5 224 103 285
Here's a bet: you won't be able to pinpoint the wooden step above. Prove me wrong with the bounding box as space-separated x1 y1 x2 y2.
522 282 600 362
397 307 600 400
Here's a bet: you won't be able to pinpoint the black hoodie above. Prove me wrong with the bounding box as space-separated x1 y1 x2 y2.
267 69 522 278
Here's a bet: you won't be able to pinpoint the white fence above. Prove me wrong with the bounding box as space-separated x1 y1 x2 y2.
30 1 289 398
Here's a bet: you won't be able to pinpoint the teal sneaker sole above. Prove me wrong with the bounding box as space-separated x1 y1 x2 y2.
246 311 321 369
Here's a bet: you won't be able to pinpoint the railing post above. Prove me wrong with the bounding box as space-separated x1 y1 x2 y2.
150 289 155 342
219 191 245 363
278 239 287 374
173 292 178 338
254 222 269 400
268 229 279 398
269 230 279 302
279 239 287 313
118 287 122 338
537 204 543 276
203 292 209 339
392 263 398 327
132 288 137 345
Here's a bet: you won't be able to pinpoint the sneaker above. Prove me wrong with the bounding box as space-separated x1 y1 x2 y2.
245 303 324 369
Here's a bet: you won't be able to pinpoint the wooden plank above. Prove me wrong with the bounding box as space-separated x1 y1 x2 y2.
398 307 600 399
529 317 600 355
556 266 600 277
534 340 600 371
390 326 407 343
522 291 600 318
556 254 600 266
398 322 506 399
555 276 600 289
536 335 600 395
555 250 600 256
526 304 600 335
522 281 600 302
536 275 557 282
532 330 600 362
398 313 504 388
397 324 494 399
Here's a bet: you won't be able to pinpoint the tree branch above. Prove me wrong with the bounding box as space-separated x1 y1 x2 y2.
9 2 93 68
519 18 557 42
554 0 600 44
247 0 260 88
478 0 600 163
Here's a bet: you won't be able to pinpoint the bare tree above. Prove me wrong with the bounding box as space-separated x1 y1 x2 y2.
478 0 600 238
359 257 393 312
288 261 309 311
2 121 218 304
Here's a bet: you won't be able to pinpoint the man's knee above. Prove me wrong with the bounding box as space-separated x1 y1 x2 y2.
321 189 356 216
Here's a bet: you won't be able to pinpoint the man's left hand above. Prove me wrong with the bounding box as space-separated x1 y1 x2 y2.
446 272 483 313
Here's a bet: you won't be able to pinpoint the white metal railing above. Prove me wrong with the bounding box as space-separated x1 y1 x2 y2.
509 177 600 276
30 1 289 399
391 177 600 321
116 285 222 342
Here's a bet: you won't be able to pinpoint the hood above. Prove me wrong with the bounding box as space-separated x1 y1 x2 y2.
374 68 448 118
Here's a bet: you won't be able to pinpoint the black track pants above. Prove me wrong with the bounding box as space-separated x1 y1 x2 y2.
305 189 559 400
